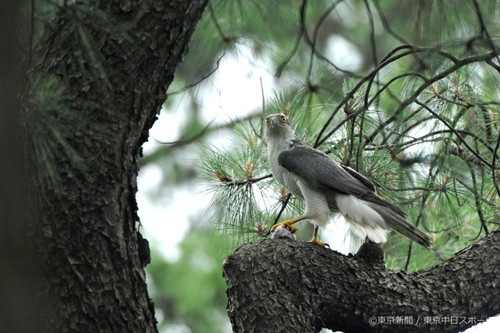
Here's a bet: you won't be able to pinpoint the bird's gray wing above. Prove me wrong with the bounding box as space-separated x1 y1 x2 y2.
341 165 376 192
278 145 369 195
278 144 406 217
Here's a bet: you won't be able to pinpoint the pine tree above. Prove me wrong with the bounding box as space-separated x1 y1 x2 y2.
19 1 208 331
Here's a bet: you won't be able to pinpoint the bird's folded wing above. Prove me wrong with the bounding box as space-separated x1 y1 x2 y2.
278 145 406 217
341 164 377 192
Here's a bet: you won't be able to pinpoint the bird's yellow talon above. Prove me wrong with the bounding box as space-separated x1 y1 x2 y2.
271 222 298 233
309 238 329 247
309 225 329 247
270 216 306 233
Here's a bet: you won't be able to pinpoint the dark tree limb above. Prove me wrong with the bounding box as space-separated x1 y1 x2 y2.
224 231 500 333
28 1 208 331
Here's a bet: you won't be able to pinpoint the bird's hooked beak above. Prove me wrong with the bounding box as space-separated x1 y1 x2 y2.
264 114 291 136
268 118 279 127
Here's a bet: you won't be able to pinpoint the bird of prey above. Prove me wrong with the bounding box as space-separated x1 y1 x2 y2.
264 113 433 249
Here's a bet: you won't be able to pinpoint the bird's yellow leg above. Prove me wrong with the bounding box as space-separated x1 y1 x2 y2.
271 216 306 233
309 225 329 247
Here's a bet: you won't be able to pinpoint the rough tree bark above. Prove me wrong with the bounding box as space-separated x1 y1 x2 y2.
224 231 500 333
29 1 208 331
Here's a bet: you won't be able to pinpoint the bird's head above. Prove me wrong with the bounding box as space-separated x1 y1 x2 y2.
263 113 295 140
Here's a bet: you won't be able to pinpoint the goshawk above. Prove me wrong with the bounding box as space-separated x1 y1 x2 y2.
264 113 433 249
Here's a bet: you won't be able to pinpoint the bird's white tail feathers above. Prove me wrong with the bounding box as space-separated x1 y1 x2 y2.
336 194 389 244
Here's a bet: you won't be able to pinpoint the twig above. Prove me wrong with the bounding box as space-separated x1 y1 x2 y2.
492 134 500 196
168 52 226 95
148 112 262 152
455 178 500 208
415 100 493 169
404 164 439 270
274 193 292 224
300 0 363 78
275 29 303 77
363 0 378 66
275 0 307 77
468 162 489 234
221 174 272 187
357 0 378 169
155 120 215 147
363 51 497 148
314 45 472 148
471 0 497 54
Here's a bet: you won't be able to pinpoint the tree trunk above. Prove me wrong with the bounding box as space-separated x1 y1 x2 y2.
223 231 500 333
29 1 208 331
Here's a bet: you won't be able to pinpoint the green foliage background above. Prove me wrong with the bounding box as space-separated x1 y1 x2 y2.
139 1 499 332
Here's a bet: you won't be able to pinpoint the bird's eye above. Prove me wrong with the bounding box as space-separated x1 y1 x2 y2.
280 116 287 123
264 118 269 125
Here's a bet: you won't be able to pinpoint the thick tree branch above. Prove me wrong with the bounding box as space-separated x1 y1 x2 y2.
224 231 500 333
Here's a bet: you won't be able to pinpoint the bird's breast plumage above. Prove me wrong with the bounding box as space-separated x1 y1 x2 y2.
267 139 303 199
